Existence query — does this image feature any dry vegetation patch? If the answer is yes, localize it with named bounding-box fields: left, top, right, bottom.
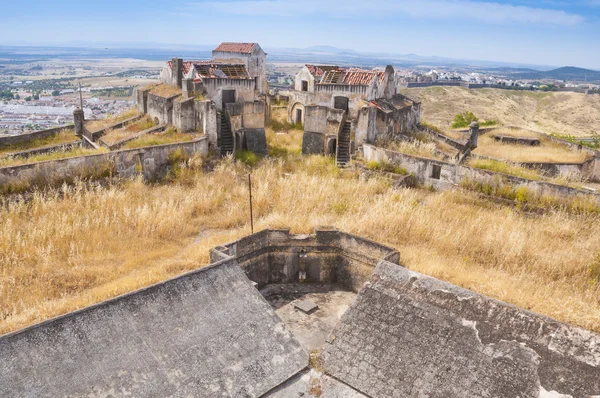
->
left=100, top=116, right=156, bottom=146
left=0, top=128, right=78, bottom=156
left=122, top=127, right=200, bottom=149
left=0, top=147, right=107, bottom=168
left=474, top=129, right=590, bottom=164
left=402, top=86, right=600, bottom=137
left=1, top=151, right=600, bottom=335
left=85, top=107, right=139, bottom=133
left=149, top=84, right=182, bottom=98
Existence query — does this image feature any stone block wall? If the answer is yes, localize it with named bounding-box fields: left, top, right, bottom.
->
left=0, top=126, right=73, bottom=148
left=0, top=137, right=208, bottom=193
left=173, top=98, right=196, bottom=132
left=147, top=93, right=181, bottom=125
left=210, top=228, right=399, bottom=292
left=363, top=143, right=600, bottom=203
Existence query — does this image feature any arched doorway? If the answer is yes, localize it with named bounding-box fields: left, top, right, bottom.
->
left=288, top=102, right=305, bottom=125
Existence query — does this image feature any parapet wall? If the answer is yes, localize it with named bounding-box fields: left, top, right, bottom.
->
left=363, top=143, right=600, bottom=203
left=0, top=137, right=208, bottom=193
left=0, top=126, right=72, bottom=148
left=210, top=228, right=400, bottom=292
left=147, top=93, right=181, bottom=125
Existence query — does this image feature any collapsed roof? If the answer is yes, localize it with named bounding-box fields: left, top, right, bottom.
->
left=319, top=68, right=386, bottom=86
left=191, top=61, right=250, bottom=79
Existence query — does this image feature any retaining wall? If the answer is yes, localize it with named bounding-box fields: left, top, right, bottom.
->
left=363, top=143, right=600, bottom=203
left=209, top=228, right=400, bottom=292
left=0, top=137, right=208, bottom=193
left=0, top=126, right=73, bottom=148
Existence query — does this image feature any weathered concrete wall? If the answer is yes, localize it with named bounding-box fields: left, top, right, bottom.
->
left=363, top=143, right=600, bottom=203
left=1, top=140, right=81, bottom=158
left=146, top=92, right=180, bottom=125
left=323, top=260, right=600, bottom=397
left=136, top=87, right=150, bottom=114
left=194, top=99, right=218, bottom=148
left=294, top=66, right=315, bottom=92
left=302, top=131, right=326, bottom=155
left=212, top=46, right=267, bottom=94
left=304, top=106, right=345, bottom=136
left=0, top=126, right=73, bottom=148
left=0, top=258, right=307, bottom=398
left=286, top=89, right=368, bottom=121
left=173, top=97, right=195, bottom=132
left=225, top=101, right=267, bottom=155
left=211, top=228, right=400, bottom=292
left=200, top=78, right=257, bottom=110
left=0, top=137, right=208, bottom=191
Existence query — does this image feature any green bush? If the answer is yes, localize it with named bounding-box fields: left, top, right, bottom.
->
left=366, top=160, right=408, bottom=175
left=451, top=111, right=479, bottom=128
left=235, top=150, right=260, bottom=167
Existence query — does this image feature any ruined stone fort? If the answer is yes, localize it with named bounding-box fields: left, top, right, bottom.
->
left=1, top=42, right=600, bottom=397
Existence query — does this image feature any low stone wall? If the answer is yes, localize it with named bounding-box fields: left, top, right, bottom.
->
left=85, top=115, right=144, bottom=142
left=210, top=228, right=400, bottom=292
left=173, top=98, right=195, bottom=132
left=147, top=93, right=181, bottom=125
left=104, top=124, right=166, bottom=151
left=0, top=126, right=73, bottom=148
left=363, top=143, right=600, bottom=203
left=1, top=140, right=81, bottom=159
left=0, top=137, right=208, bottom=193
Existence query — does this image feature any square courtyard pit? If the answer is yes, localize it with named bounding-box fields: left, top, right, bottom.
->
left=261, top=283, right=356, bottom=351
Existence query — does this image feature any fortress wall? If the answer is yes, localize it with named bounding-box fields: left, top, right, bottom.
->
left=173, top=97, right=196, bottom=132
left=0, top=126, right=73, bottom=148
left=0, top=137, right=208, bottom=193
left=213, top=228, right=399, bottom=291
left=363, top=143, right=600, bottom=203
left=146, top=93, right=180, bottom=125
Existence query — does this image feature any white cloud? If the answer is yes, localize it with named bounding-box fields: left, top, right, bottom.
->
left=185, top=0, right=584, bottom=26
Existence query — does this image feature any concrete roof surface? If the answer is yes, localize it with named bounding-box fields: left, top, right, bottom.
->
left=0, top=259, right=307, bottom=398
left=322, top=260, right=600, bottom=398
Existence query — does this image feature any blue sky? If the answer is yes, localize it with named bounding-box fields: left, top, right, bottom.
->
left=1, top=0, right=599, bottom=69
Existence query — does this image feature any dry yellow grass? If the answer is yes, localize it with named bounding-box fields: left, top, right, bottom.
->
left=85, top=107, right=139, bottom=133
left=381, top=139, right=445, bottom=161
left=149, top=84, right=182, bottom=98
left=100, top=116, right=156, bottom=146
left=0, top=128, right=78, bottom=156
left=0, top=147, right=107, bottom=168
left=475, top=129, right=590, bottom=164
left=402, top=86, right=600, bottom=137
left=1, top=147, right=600, bottom=335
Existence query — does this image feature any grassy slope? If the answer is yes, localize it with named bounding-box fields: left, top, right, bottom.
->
left=1, top=123, right=600, bottom=336
left=402, top=86, right=600, bottom=137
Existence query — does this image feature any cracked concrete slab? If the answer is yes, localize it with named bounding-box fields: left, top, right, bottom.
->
left=0, top=259, right=307, bottom=398
left=322, top=260, right=600, bottom=398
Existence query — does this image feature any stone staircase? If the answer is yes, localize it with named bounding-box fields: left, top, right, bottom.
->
left=219, top=112, right=234, bottom=156
left=336, top=120, right=351, bottom=167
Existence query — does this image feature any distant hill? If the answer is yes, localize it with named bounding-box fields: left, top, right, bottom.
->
left=514, top=66, right=600, bottom=82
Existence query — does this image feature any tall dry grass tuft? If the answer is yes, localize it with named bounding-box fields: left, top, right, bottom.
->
left=1, top=153, right=600, bottom=334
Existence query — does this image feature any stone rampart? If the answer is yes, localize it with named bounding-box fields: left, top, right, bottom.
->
left=0, top=126, right=73, bottom=148
left=0, top=137, right=208, bottom=193
left=210, top=228, right=399, bottom=292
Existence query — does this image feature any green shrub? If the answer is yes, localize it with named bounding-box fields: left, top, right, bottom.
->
left=366, top=160, right=407, bottom=175
left=451, top=111, right=479, bottom=128
left=235, top=150, right=260, bottom=167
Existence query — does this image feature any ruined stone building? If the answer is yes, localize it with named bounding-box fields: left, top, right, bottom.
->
left=286, top=64, right=422, bottom=166
left=139, top=42, right=269, bottom=156
left=1, top=228, right=599, bottom=397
